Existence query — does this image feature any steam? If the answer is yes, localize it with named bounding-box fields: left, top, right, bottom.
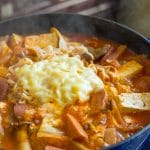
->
left=118, top=0, right=150, bottom=37
left=0, top=14, right=98, bottom=37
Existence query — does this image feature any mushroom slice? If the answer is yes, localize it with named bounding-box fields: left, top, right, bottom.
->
left=50, top=27, right=67, bottom=49
left=88, top=44, right=110, bottom=60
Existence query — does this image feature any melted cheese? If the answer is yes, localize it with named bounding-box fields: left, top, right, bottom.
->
left=15, top=55, right=103, bottom=105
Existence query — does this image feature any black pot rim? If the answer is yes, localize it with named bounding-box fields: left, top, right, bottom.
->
left=0, top=13, right=150, bottom=149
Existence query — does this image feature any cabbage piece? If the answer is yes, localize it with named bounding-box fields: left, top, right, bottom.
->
left=16, top=128, right=32, bottom=150
left=37, top=115, right=63, bottom=137
left=118, top=61, right=143, bottom=78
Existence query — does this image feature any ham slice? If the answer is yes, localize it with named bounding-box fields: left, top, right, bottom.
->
left=90, top=89, right=108, bottom=114
left=65, top=113, right=88, bottom=141
left=101, top=45, right=126, bottom=63
left=14, top=103, right=26, bottom=118
left=0, top=77, right=8, bottom=101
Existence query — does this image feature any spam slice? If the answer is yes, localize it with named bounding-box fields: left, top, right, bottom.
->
left=24, top=33, right=59, bottom=49
left=117, top=93, right=150, bottom=111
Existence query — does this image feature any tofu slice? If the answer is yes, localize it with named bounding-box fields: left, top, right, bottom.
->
left=118, top=61, right=143, bottom=78
left=118, top=93, right=150, bottom=111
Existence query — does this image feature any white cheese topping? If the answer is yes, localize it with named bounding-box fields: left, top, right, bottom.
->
left=15, top=55, right=103, bottom=105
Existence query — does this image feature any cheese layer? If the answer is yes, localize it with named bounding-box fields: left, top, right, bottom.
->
left=15, top=55, right=103, bottom=105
